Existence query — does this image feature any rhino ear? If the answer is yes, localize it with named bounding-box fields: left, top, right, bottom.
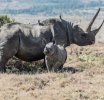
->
left=76, top=19, right=81, bottom=25
left=52, top=38, right=56, bottom=44
left=42, top=38, right=47, bottom=45
left=73, top=19, right=81, bottom=29
left=74, top=19, right=81, bottom=26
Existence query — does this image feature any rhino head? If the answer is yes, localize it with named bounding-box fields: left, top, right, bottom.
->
left=69, top=8, right=104, bottom=46
left=42, top=38, right=56, bottom=56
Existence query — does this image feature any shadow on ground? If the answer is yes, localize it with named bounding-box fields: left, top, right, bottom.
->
left=6, top=65, right=84, bottom=74
left=60, top=67, right=83, bottom=73
left=5, top=57, right=84, bottom=74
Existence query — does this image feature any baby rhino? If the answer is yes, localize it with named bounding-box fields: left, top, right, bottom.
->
left=42, top=38, right=67, bottom=72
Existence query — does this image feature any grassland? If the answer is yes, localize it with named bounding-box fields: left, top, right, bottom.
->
left=0, top=43, right=104, bottom=100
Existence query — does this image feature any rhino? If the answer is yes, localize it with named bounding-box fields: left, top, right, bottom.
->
left=0, top=8, right=103, bottom=72
left=42, top=38, right=67, bottom=72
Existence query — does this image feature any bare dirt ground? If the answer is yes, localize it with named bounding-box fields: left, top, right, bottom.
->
left=0, top=43, right=104, bottom=100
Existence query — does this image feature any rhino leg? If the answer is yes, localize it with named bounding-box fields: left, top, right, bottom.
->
left=42, top=58, right=47, bottom=70
left=52, top=61, right=62, bottom=72
left=0, top=35, right=19, bottom=73
left=45, top=59, right=52, bottom=72
left=0, top=58, right=7, bottom=72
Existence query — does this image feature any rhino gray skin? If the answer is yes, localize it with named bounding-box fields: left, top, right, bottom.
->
left=0, top=8, right=103, bottom=72
left=43, top=38, right=67, bottom=72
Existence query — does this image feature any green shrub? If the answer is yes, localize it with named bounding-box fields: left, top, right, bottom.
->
left=0, top=15, right=15, bottom=27
left=78, top=54, right=95, bottom=63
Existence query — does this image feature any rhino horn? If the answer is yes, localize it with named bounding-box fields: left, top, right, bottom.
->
left=93, top=20, right=104, bottom=35
left=86, top=8, right=100, bottom=32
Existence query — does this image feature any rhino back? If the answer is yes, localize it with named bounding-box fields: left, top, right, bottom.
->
left=16, top=24, right=53, bottom=61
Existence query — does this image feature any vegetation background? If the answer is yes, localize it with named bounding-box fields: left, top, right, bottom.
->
left=0, top=0, right=104, bottom=15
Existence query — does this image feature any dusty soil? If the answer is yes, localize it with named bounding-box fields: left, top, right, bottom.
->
left=0, top=43, right=104, bottom=100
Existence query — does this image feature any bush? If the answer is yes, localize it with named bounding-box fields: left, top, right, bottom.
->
left=0, top=15, right=15, bottom=27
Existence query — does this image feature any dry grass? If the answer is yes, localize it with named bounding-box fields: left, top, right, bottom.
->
left=0, top=43, right=104, bottom=100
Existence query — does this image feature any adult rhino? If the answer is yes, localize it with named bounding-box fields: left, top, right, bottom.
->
left=0, top=8, right=103, bottom=72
